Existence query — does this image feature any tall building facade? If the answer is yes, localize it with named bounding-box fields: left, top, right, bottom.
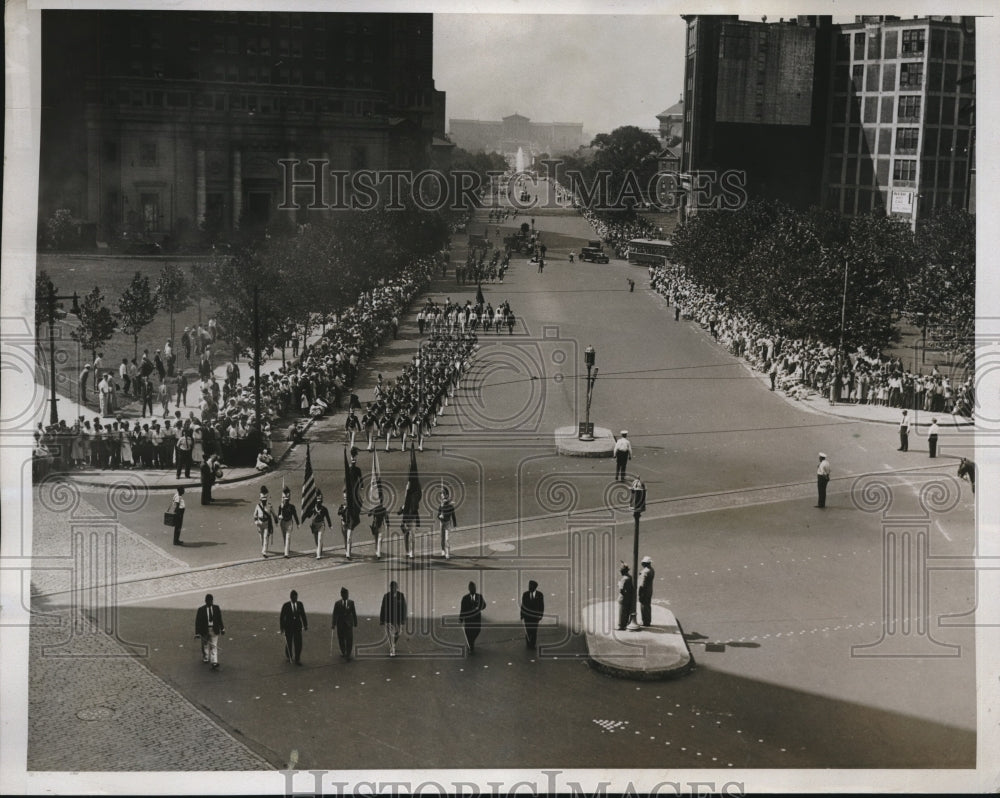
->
left=823, top=17, right=975, bottom=226
left=680, top=15, right=833, bottom=210
left=39, top=10, right=448, bottom=244
left=678, top=15, right=975, bottom=228
left=448, top=113, right=583, bottom=162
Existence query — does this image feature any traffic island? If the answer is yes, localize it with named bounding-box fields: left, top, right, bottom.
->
left=554, top=426, right=616, bottom=457
left=582, top=599, right=694, bottom=680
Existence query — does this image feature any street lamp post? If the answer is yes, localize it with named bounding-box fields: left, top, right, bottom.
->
left=627, top=476, right=647, bottom=632
left=44, top=280, right=80, bottom=426
left=579, top=345, right=598, bottom=441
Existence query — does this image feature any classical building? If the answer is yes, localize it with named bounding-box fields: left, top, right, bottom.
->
left=39, top=10, right=449, bottom=244
left=448, top=113, right=583, bottom=164
left=676, top=14, right=975, bottom=227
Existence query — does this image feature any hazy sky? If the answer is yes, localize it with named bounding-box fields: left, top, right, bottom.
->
left=434, top=14, right=687, bottom=140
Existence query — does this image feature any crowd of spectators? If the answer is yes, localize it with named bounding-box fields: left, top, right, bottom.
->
left=34, top=255, right=445, bottom=479
left=649, top=265, right=974, bottom=418
left=578, top=207, right=663, bottom=257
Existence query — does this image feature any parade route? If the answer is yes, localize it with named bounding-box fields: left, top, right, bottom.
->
left=24, top=204, right=978, bottom=772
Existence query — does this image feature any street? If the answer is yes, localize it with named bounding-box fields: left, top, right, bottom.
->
left=29, top=202, right=977, bottom=771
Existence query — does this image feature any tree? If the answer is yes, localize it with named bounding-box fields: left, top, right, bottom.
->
left=588, top=126, right=661, bottom=210
left=116, top=271, right=159, bottom=359
left=44, top=209, right=77, bottom=251
left=70, top=286, right=116, bottom=368
left=156, top=263, right=192, bottom=343
left=909, top=207, right=975, bottom=369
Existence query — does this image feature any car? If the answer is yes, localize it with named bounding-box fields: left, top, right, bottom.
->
left=579, top=247, right=609, bottom=264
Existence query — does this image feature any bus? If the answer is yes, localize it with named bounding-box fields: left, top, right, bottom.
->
left=626, top=239, right=673, bottom=268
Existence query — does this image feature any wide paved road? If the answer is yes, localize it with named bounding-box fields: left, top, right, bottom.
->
left=34, top=201, right=977, bottom=771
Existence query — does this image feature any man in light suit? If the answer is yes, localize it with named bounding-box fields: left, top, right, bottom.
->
left=331, top=587, right=358, bottom=660
left=195, top=593, right=225, bottom=670
left=519, top=580, right=545, bottom=649
left=460, top=581, right=487, bottom=654
left=279, top=589, right=308, bottom=665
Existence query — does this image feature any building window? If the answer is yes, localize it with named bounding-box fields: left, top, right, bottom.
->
left=226, top=35, right=238, bottom=55
left=836, top=33, right=850, bottom=61
left=141, top=194, right=160, bottom=232
left=279, top=38, right=290, bottom=57
left=893, top=159, right=917, bottom=182
left=866, top=64, right=880, bottom=92
left=898, top=96, right=921, bottom=121
left=895, top=128, right=919, bottom=154
left=291, top=12, right=303, bottom=28
left=227, top=64, right=239, bottom=82
left=882, top=63, right=896, bottom=91
left=900, top=62, right=923, bottom=89
left=866, top=30, right=881, bottom=60
left=103, top=141, right=118, bottom=163
left=139, top=140, right=157, bottom=167
left=877, top=129, right=892, bottom=155
left=314, top=69, right=326, bottom=84
left=884, top=30, right=898, bottom=59
left=213, top=64, right=225, bottom=82
left=876, top=158, right=890, bottom=184
left=350, top=145, right=368, bottom=170
left=260, top=66, right=271, bottom=83
left=853, top=32, right=865, bottom=57
left=864, top=97, right=878, bottom=123
left=851, top=64, right=864, bottom=91
left=901, top=29, right=925, bottom=55
left=292, top=39, right=302, bottom=58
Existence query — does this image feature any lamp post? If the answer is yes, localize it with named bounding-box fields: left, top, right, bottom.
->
left=579, top=345, right=598, bottom=441
left=44, top=280, right=80, bottom=426
left=627, top=476, right=647, bottom=632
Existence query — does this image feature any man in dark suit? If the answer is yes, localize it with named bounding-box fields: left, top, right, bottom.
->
left=519, top=580, right=545, bottom=649
left=200, top=455, right=216, bottom=505
left=279, top=589, right=308, bottom=665
left=194, top=593, right=225, bottom=670
left=460, top=581, right=486, bottom=654
left=331, top=587, right=358, bottom=660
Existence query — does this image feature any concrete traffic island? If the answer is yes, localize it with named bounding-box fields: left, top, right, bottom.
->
left=554, top=426, right=616, bottom=457
left=582, top=599, right=695, bottom=680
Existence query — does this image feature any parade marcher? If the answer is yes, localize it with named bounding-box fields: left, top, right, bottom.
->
left=613, top=431, right=632, bottom=481
left=362, top=404, right=376, bottom=451
left=459, top=581, right=486, bottom=654
left=278, top=486, right=301, bottom=559
left=279, top=589, right=308, bottom=665
left=345, top=409, right=361, bottom=450
left=898, top=410, right=911, bottom=452
left=169, top=486, right=186, bottom=546
left=617, top=563, right=634, bottom=631
left=637, top=556, right=655, bottom=627
left=519, top=580, right=545, bottom=649
left=928, top=418, right=940, bottom=458
left=379, top=581, right=407, bottom=657
left=368, top=493, right=388, bottom=560
left=194, top=593, right=224, bottom=670
left=437, top=486, right=457, bottom=560
left=253, top=486, right=277, bottom=558
left=331, top=587, right=358, bottom=660
left=815, top=452, right=832, bottom=508
left=303, top=492, right=332, bottom=560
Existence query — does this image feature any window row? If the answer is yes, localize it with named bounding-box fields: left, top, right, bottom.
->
left=826, top=155, right=968, bottom=189
left=841, top=61, right=972, bottom=93
left=838, top=26, right=972, bottom=62
left=829, top=124, right=970, bottom=158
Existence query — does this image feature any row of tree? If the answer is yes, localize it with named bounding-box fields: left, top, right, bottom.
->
left=668, top=200, right=975, bottom=364
left=37, top=204, right=452, bottom=372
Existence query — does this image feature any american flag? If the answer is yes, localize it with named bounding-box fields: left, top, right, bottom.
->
left=302, top=443, right=317, bottom=518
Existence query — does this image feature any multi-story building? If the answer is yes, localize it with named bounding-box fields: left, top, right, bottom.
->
left=448, top=113, right=583, bottom=164
left=679, top=15, right=834, bottom=211
left=823, top=16, right=975, bottom=226
left=677, top=14, right=975, bottom=228
left=39, top=10, right=449, bottom=244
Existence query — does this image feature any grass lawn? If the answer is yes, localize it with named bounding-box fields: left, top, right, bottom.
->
left=36, top=253, right=235, bottom=411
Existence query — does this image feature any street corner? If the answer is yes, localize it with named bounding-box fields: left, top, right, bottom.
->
left=582, top=599, right=694, bottom=680
left=555, top=426, right=616, bottom=457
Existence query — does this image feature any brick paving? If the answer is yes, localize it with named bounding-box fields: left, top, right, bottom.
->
left=28, top=610, right=272, bottom=771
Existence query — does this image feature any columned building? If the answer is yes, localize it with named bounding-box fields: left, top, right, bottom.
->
left=448, top=113, right=583, bottom=164
left=40, top=10, right=448, bottom=244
